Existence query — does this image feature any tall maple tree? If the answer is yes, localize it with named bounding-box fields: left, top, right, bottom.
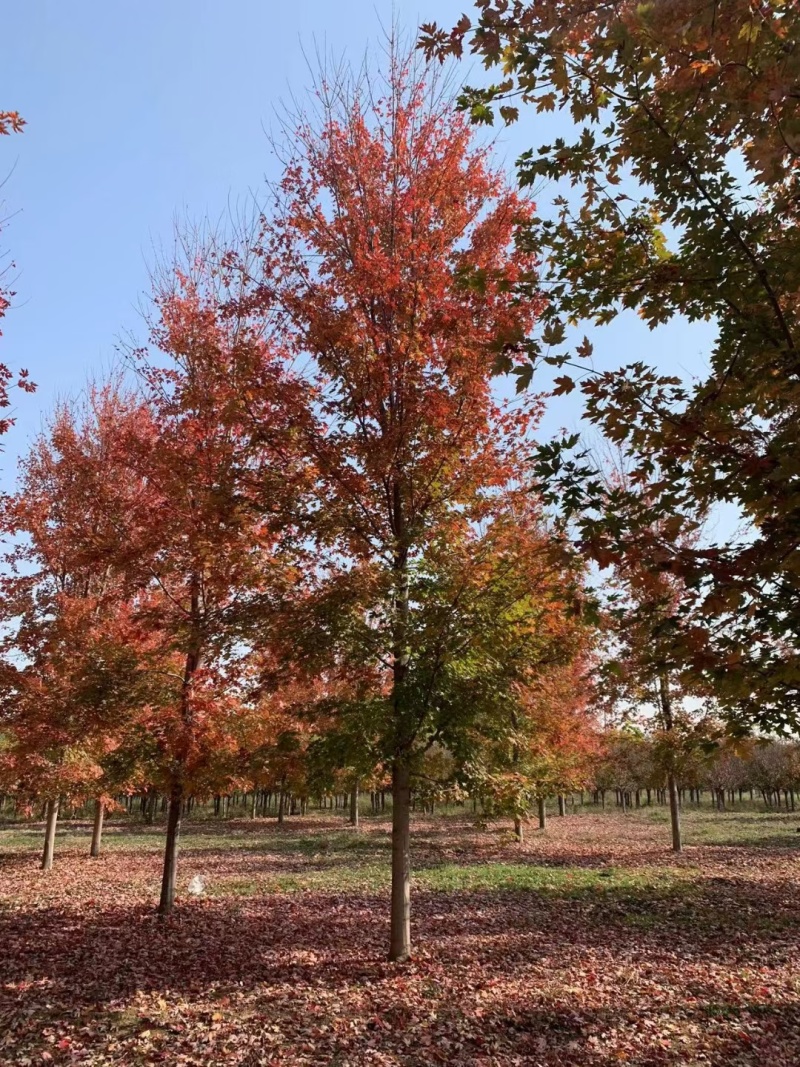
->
left=422, top=1, right=800, bottom=732
left=254, top=53, right=544, bottom=959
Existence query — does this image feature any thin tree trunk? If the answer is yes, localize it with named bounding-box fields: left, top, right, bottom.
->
left=350, top=780, right=360, bottom=828
left=389, top=760, right=412, bottom=962
left=658, top=670, right=682, bottom=853
left=514, top=815, right=524, bottom=844
left=158, top=782, right=183, bottom=916
left=538, top=796, right=546, bottom=830
left=557, top=795, right=566, bottom=816
left=90, top=799, right=104, bottom=858
left=41, top=797, right=59, bottom=871
left=667, top=773, right=682, bottom=853
left=277, top=789, right=285, bottom=825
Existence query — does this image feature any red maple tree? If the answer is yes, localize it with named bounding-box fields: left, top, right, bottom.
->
left=254, top=53, right=543, bottom=959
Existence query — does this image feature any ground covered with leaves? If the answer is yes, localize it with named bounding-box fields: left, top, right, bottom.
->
left=2, top=807, right=799, bottom=1066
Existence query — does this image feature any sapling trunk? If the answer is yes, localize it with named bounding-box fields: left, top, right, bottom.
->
left=41, top=797, right=59, bottom=871
left=144, top=790, right=156, bottom=825
left=90, top=799, right=104, bottom=858
left=389, top=760, right=412, bottom=962
left=158, top=783, right=183, bottom=916
left=350, top=781, right=360, bottom=828
left=514, top=815, right=524, bottom=844
left=538, top=796, right=546, bottom=830
left=658, top=670, right=682, bottom=853
left=668, top=772, right=682, bottom=853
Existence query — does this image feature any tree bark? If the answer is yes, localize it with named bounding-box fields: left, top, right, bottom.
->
left=537, top=796, right=546, bottom=830
left=350, top=781, right=360, bottom=828
left=513, top=815, right=524, bottom=844
left=389, top=760, right=412, bottom=962
left=158, top=782, right=183, bottom=916
left=658, top=670, right=682, bottom=853
left=557, top=795, right=566, bottom=816
left=667, top=773, right=682, bottom=853
left=41, top=797, right=59, bottom=871
left=90, top=799, right=104, bottom=858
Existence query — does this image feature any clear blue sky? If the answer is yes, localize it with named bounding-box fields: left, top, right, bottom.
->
left=1, top=0, right=715, bottom=489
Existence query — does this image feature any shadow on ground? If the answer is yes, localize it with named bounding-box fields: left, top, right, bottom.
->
left=1, top=864, right=799, bottom=1066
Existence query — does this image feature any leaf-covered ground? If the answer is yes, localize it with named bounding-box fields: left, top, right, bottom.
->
left=2, top=807, right=800, bottom=1066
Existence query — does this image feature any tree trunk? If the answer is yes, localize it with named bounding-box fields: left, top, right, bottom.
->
left=350, top=781, right=360, bottom=828
left=657, top=670, right=682, bottom=853
left=158, top=782, right=183, bottom=916
left=667, top=773, right=682, bottom=853
left=41, top=797, right=59, bottom=871
left=90, top=799, right=104, bottom=858
left=557, top=795, right=566, bottom=816
left=389, top=760, right=412, bottom=962
left=513, top=815, right=524, bottom=844
left=277, top=789, right=285, bottom=825
left=538, top=796, right=546, bottom=830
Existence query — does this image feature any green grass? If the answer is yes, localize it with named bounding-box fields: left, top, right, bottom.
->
left=205, top=861, right=685, bottom=898
left=664, top=809, right=800, bottom=848
left=415, top=861, right=686, bottom=895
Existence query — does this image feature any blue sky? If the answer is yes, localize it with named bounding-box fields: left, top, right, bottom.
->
left=1, top=0, right=716, bottom=489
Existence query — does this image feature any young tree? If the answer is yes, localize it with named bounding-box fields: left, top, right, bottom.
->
left=257, top=54, right=542, bottom=959
left=114, top=245, right=311, bottom=915
left=0, top=387, right=156, bottom=869
left=599, top=519, right=710, bottom=852
left=436, top=501, right=596, bottom=841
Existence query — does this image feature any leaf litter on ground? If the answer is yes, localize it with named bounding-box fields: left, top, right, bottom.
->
left=1, top=809, right=799, bottom=1066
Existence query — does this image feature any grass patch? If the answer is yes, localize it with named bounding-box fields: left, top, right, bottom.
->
left=204, top=861, right=691, bottom=899
left=415, top=861, right=687, bottom=896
